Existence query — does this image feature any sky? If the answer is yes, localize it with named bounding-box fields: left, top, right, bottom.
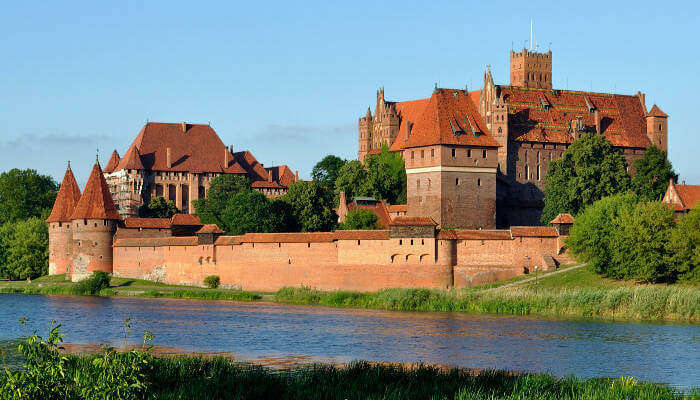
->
left=1, top=0, right=698, bottom=186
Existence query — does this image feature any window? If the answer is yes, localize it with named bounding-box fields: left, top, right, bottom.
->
left=537, top=164, right=541, bottom=181
left=410, top=239, right=413, bottom=245
left=455, top=178, right=460, bottom=186
left=451, top=148, right=456, bottom=158
left=483, top=150, right=487, bottom=158
left=525, top=164, right=530, bottom=180
left=411, top=151, right=414, bottom=159
left=399, top=239, right=403, bottom=245
left=416, top=179, right=420, bottom=189
left=421, top=150, right=424, bottom=159
left=421, top=239, right=424, bottom=245
left=498, top=127, right=502, bottom=134
left=431, top=149, right=435, bottom=157
left=467, top=149, right=472, bottom=158
left=659, top=124, right=662, bottom=131
left=477, top=178, right=481, bottom=187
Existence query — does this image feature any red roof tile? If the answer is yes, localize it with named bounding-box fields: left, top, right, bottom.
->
left=510, top=226, right=558, bottom=237
left=47, top=164, right=82, bottom=223
left=389, top=217, right=437, bottom=226
left=103, top=150, right=121, bottom=173
left=388, top=204, right=407, bottom=213
left=391, top=89, right=500, bottom=151
left=455, top=230, right=513, bottom=240
left=333, top=230, right=390, bottom=240
left=550, top=213, right=575, bottom=224
left=115, top=145, right=144, bottom=171
left=123, top=218, right=171, bottom=229
left=196, top=224, right=224, bottom=234
left=675, top=184, right=700, bottom=211
left=232, top=150, right=272, bottom=183
left=70, top=162, right=121, bottom=220
left=347, top=200, right=392, bottom=228
left=468, top=90, right=481, bottom=105
left=170, top=214, right=202, bottom=226
left=647, top=104, right=668, bottom=118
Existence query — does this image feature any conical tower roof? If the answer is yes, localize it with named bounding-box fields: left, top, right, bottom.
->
left=103, top=150, right=121, bottom=173
left=46, top=162, right=82, bottom=223
left=70, top=160, right=121, bottom=220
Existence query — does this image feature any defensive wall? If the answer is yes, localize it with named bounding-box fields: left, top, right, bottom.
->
left=112, top=225, right=567, bottom=291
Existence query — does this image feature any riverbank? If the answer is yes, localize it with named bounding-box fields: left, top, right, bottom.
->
left=1, top=337, right=693, bottom=400
left=2, top=266, right=698, bottom=323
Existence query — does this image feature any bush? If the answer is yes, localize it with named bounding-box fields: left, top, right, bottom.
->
left=72, top=271, right=111, bottom=295
left=666, top=206, right=700, bottom=282
left=0, top=217, right=49, bottom=280
left=339, top=208, right=380, bottom=230
left=203, top=275, right=220, bottom=289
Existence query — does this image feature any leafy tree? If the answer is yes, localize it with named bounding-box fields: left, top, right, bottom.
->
left=0, top=169, right=58, bottom=224
left=334, top=160, right=371, bottom=205
left=138, top=196, right=179, bottom=218
left=364, top=144, right=407, bottom=204
left=219, top=190, right=281, bottom=235
left=339, top=209, right=380, bottom=230
left=193, top=175, right=251, bottom=228
left=270, top=198, right=298, bottom=232
left=566, top=193, right=639, bottom=275
left=541, top=134, right=631, bottom=223
left=282, top=181, right=337, bottom=232
left=0, top=217, right=49, bottom=280
left=632, top=145, right=677, bottom=201
left=311, top=155, right=346, bottom=188
left=609, top=201, right=675, bottom=282
left=666, top=205, right=700, bottom=282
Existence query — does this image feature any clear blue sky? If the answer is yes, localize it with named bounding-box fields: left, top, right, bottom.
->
left=1, top=0, right=697, bottom=186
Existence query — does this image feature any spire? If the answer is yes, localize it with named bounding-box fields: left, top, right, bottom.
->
left=70, top=162, right=121, bottom=220
left=647, top=104, right=668, bottom=118
left=46, top=162, right=82, bottom=223
left=103, top=150, right=121, bottom=173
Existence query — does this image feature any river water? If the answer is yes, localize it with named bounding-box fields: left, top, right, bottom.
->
left=0, top=294, right=697, bottom=389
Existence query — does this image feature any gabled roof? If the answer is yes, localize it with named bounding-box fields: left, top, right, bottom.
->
left=390, top=89, right=500, bottom=151
left=46, top=164, right=82, bottom=223
left=103, top=150, right=121, bottom=173
left=196, top=224, right=224, bottom=234
left=675, top=184, right=700, bottom=211
left=347, top=199, right=391, bottom=228
left=171, top=213, right=202, bottom=226
left=550, top=213, right=575, bottom=224
left=123, top=218, right=172, bottom=229
left=499, top=86, right=651, bottom=147
left=388, top=204, right=407, bottom=213
left=115, top=145, right=144, bottom=171
left=232, top=150, right=271, bottom=183
left=254, top=165, right=297, bottom=189
left=647, top=104, right=668, bottom=118
left=70, top=161, right=121, bottom=220
left=389, top=217, right=437, bottom=226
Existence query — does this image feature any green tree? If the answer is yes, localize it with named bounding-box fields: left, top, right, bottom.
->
left=541, top=134, right=631, bottom=223
left=138, top=196, right=179, bottom=218
left=270, top=198, right=298, bottom=232
left=311, top=155, right=347, bottom=188
left=0, top=169, right=58, bottom=224
left=0, top=217, right=49, bottom=280
left=283, top=181, right=337, bottom=232
left=666, top=206, right=700, bottom=282
left=334, top=160, right=371, bottom=205
left=632, top=145, right=677, bottom=201
left=566, top=193, right=639, bottom=275
left=609, top=201, right=675, bottom=282
left=364, top=144, right=407, bottom=204
left=219, top=190, right=281, bottom=235
left=193, top=175, right=251, bottom=228
left=339, top=208, right=380, bottom=230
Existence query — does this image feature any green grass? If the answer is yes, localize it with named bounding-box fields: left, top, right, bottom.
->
left=139, top=289, right=261, bottom=301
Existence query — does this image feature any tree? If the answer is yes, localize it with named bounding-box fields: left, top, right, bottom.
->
left=339, top=209, right=380, bottom=230
left=666, top=206, right=700, bottom=282
left=138, top=196, right=179, bottom=218
left=632, top=146, right=677, bottom=201
left=364, top=144, right=407, bottom=204
left=566, top=193, right=639, bottom=275
left=219, top=190, right=282, bottom=235
left=541, top=134, right=631, bottom=223
left=609, top=201, right=675, bottom=283
left=193, top=175, right=251, bottom=229
left=311, top=155, right=346, bottom=188
left=0, top=217, right=49, bottom=280
left=334, top=160, right=371, bottom=205
left=0, top=169, right=58, bottom=224
left=282, top=181, right=337, bottom=232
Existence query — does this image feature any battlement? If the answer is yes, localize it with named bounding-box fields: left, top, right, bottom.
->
left=510, top=49, right=552, bottom=59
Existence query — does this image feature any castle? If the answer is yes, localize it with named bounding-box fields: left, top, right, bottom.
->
left=103, top=122, right=299, bottom=219
left=359, top=49, right=668, bottom=227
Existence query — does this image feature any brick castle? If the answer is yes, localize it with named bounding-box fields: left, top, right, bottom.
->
left=46, top=46, right=669, bottom=289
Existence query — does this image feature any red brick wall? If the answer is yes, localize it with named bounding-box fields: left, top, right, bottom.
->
left=69, top=219, right=117, bottom=282
left=48, top=222, right=74, bottom=276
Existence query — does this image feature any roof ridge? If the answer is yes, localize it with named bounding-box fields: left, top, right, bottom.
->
left=69, top=162, right=121, bottom=220
left=46, top=163, right=82, bottom=223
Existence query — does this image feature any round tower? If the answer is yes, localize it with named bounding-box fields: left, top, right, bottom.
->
left=46, top=162, right=82, bottom=276
left=68, top=159, right=121, bottom=282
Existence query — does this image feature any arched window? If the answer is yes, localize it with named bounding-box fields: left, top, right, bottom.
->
left=537, top=164, right=541, bottom=181
left=525, top=164, right=530, bottom=180
left=498, top=127, right=502, bottom=134
left=467, top=149, right=471, bottom=158
left=483, top=150, right=487, bottom=158
left=455, top=178, right=460, bottom=186
left=477, top=178, right=481, bottom=187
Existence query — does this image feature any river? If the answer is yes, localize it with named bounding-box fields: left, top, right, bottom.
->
left=0, top=294, right=697, bottom=390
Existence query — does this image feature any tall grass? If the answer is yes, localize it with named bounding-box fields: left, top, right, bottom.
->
left=140, top=289, right=261, bottom=301
left=274, top=286, right=700, bottom=323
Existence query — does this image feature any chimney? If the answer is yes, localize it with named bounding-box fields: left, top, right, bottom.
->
left=682, top=180, right=686, bottom=185
left=594, top=109, right=601, bottom=134
left=181, top=122, right=187, bottom=132
left=166, top=147, right=172, bottom=169
left=295, top=170, right=299, bottom=181
left=637, top=91, right=647, bottom=114
left=229, top=144, right=234, bottom=154
left=224, top=148, right=229, bottom=167
left=268, top=169, right=273, bottom=183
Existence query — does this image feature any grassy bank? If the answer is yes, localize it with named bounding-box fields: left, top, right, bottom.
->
left=273, top=266, right=700, bottom=323
left=1, top=333, right=693, bottom=400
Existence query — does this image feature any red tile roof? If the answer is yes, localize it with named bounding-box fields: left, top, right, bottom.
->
left=347, top=200, right=392, bottom=228
left=46, top=164, right=82, bottom=223
left=675, top=184, right=700, bottom=211
left=333, top=230, right=390, bottom=240
left=115, top=144, right=144, bottom=171
left=510, top=226, right=558, bottom=237
left=170, top=213, right=202, bottom=226
left=455, top=230, right=513, bottom=240
left=70, top=162, right=121, bottom=220
left=647, top=104, right=668, bottom=118
left=550, top=213, right=575, bottom=224
left=103, top=150, right=121, bottom=173
left=500, top=86, right=651, bottom=148
left=388, top=204, right=407, bottom=213
left=232, top=150, right=274, bottom=184
left=390, top=89, right=500, bottom=151
left=196, top=224, right=224, bottom=234
left=468, top=90, right=481, bottom=105
left=123, top=218, right=171, bottom=229
left=389, top=217, right=437, bottom=226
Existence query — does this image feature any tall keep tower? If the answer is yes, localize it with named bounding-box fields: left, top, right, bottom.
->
left=510, top=49, right=552, bottom=89
left=68, top=159, right=121, bottom=282
left=46, top=162, right=82, bottom=276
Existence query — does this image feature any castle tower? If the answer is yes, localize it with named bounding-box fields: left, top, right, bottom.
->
left=46, top=162, right=82, bottom=276
left=358, top=107, right=372, bottom=161
left=510, top=49, right=552, bottom=89
left=645, top=105, right=668, bottom=151
left=68, top=159, right=121, bottom=282
left=481, top=68, right=510, bottom=175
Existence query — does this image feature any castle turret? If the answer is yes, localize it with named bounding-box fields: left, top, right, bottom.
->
left=46, top=162, right=82, bottom=276
left=510, top=49, right=552, bottom=89
left=68, top=159, right=121, bottom=282
left=645, top=105, right=668, bottom=151
left=358, top=107, right=372, bottom=161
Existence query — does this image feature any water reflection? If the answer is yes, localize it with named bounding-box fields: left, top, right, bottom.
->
left=0, top=294, right=697, bottom=389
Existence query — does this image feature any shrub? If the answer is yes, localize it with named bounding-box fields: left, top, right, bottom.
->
left=666, top=206, right=700, bottom=282
left=204, top=275, right=220, bottom=289
left=339, top=208, right=380, bottom=230
left=72, top=271, right=111, bottom=295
